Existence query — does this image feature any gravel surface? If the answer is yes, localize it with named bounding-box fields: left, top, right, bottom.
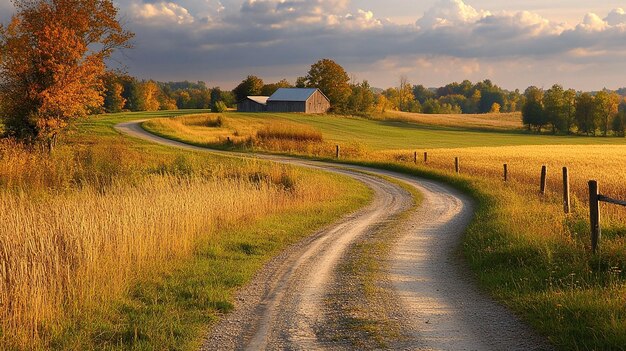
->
left=116, top=120, right=553, bottom=351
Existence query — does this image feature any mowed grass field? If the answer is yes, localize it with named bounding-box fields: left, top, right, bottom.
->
left=0, top=110, right=372, bottom=350
left=146, top=111, right=626, bottom=349
left=145, top=112, right=626, bottom=150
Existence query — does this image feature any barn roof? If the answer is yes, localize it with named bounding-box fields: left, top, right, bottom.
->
left=268, top=88, right=319, bottom=102
left=245, top=96, right=269, bottom=105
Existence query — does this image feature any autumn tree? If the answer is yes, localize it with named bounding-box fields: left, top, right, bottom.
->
left=305, top=59, right=352, bottom=111
left=397, top=76, right=415, bottom=112
left=594, top=90, right=620, bottom=136
left=232, top=75, right=264, bottom=102
left=102, top=73, right=126, bottom=113
left=0, top=0, right=133, bottom=150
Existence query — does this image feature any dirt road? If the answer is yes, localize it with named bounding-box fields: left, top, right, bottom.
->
left=116, top=120, right=551, bottom=350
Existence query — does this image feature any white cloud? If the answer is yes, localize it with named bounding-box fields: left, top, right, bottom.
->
left=417, top=0, right=489, bottom=29
left=577, top=13, right=608, bottom=32
left=605, top=8, right=626, bottom=26
left=131, top=1, right=195, bottom=25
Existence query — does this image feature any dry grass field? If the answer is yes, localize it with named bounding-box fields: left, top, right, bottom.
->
left=380, top=145, right=626, bottom=224
left=373, top=110, right=524, bottom=131
left=0, top=112, right=370, bottom=349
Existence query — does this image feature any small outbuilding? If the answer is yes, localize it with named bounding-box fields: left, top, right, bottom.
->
left=267, top=88, right=330, bottom=114
left=237, top=96, right=269, bottom=112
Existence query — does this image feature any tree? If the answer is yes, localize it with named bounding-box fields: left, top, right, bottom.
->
left=595, top=90, right=620, bottom=136
left=490, top=102, right=501, bottom=113
left=232, top=75, right=264, bottom=102
left=347, top=80, right=375, bottom=115
left=543, top=84, right=566, bottom=134
left=522, top=86, right=545, bottom=132
left=0, top=0, right=133, bottom=149
left=103, top=74, right=126, bottom=113
left=412, top=84, right=435, bottom=104
left=305, top=59, right=352, bottom=111
left=562, top=89, right=577, bottom=134
left=611, top=111, right=625, bottom=137
left=261, top=79, right=292, bottom=96
left=575, top=93, right=598, bottom=135
left=397, top=76, right=415, bottom=112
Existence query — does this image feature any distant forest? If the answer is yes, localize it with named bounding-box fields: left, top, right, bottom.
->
left=101, top=61, right=626, bottom=136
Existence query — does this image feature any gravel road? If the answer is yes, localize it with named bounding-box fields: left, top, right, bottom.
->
left=115, top=120, right=552, bottom=350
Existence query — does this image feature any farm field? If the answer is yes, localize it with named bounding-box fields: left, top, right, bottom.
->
left=0, top=111, right=371, bottom=350
left=145, top=111, right=626, bottom=349
left=144, top=112, right=626, bottom=150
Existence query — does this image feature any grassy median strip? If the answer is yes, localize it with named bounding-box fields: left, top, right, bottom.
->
left=324, top=174, right=422, bottom=349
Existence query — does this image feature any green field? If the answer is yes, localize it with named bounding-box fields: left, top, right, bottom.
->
left=227, top=112, right=626, bottom=150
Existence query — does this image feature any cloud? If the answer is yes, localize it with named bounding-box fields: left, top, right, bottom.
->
left=604, top=8, right=626, bottom=26
left=90, top=0, right=626, bottom=89
left=417, top=0, right=489, bottom=29
left=131, top=1, right=195, bottom=25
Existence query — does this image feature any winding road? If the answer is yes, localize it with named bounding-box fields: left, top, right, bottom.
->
left=116, top=120, right=552, bottom=351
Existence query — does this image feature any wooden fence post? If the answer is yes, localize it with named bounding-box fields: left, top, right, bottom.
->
left=424, top=152, right=428, bottom=163
left=540, top=165, right=547, bottom=195
left=503, top=163, right=508, bottom=182
left=589, top=180, right=601, bottom=253
left=414, top=151, right=417, bottom=164
left=455, top=157, right=460, bottom=174
left=563, top=167, right=570, bottom=214
left=336, top=145, right=340, bottom=159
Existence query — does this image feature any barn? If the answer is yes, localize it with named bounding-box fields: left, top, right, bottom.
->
left=266, top=88, right=330, bottom=113
left=237, top=96, right=269, bottom=112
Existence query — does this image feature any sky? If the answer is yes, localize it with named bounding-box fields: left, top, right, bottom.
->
left=2, top=0, right=626, bottom=91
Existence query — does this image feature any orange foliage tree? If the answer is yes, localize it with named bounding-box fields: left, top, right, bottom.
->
left=0, top=0, right=133, bottom=150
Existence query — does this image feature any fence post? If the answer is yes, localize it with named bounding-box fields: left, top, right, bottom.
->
left=424, top=152, right=428, bottom=163
left=589, top=180, right=601, bottom=254
left=540, top=165, right=547, bottom=195
left=414, top=151, right=417, bottom=164
left=336, top=145, right=340, bottom=159
left=503, top=163, right=508, bottom=182
left=455, top=157, right=460, bottom=174
left=563, top=167, right=570, bottom=214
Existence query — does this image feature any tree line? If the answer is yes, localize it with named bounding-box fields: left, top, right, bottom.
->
left=232, top=60, right=524, bottom=115
left=522, top=85, right=626, bottom=136
left=101, top=73, right=235, bottom=113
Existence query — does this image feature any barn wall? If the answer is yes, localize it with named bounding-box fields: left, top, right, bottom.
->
left=305, top=90, right=331, bottom=113
left=237, top=99, right=267, bottom=112
left=267, top=101, right=306, bottom=113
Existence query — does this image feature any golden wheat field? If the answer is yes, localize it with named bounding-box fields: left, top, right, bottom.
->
left=0, top=136, right=349, bottom=348
left=375, top=110, right=524, bottom=130
left=381, top=145, right=626, bottom=222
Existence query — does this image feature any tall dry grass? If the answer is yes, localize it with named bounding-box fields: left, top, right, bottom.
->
left=0, top=138, right=340, bottom=348
left=379, top=145, right=626, bottom=223
left=374, top=111, right=523, bottom=131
